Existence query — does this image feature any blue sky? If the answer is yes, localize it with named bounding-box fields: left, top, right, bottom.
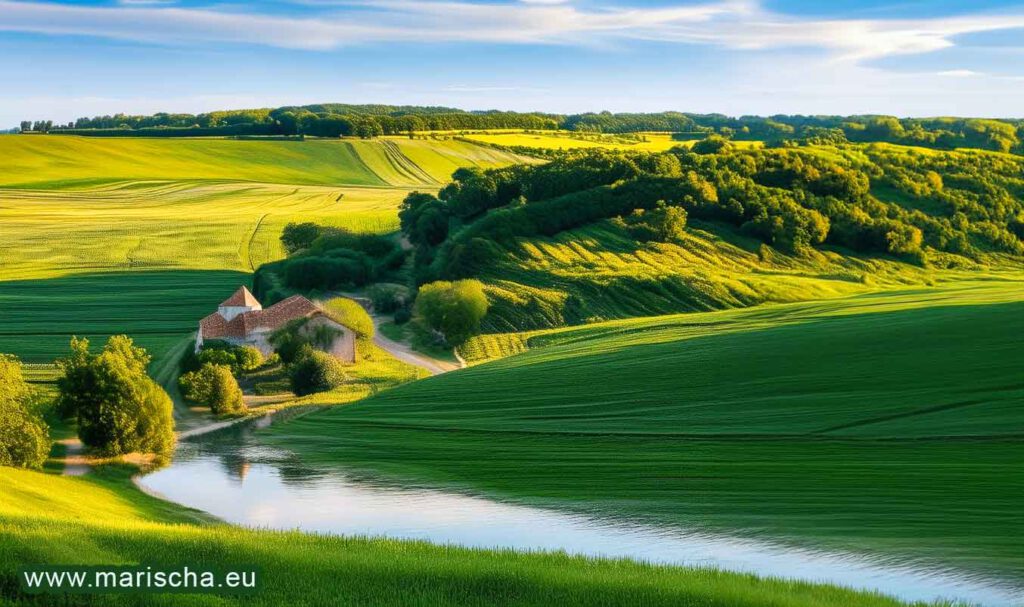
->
left=1, top=0, right=1023, bottom=126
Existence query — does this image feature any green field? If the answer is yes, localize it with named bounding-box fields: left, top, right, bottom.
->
left=0, top=135, right=534, bottom=189
left=0, top=466, right=913, bottom=607
left=0, top=136, right=533, bottom=363
left=265, top=280, right=1024, bottom=581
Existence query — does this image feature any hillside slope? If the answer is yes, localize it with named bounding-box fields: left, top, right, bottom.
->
left=0, top=136, right=533, bottom=362
left=0, top=135, right=535, bottom=188
left=403, top=143, right=1024, bottom=333
left=266, top=280, right=1024, bottom=581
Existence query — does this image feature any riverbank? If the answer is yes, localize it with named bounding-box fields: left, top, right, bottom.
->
left=0, top=464, right=918, bottom=607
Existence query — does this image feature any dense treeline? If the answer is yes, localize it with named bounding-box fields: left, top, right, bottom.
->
left=20, top=104, right=1024, bottom=153
left=401, top=146, right=1024, bottom=284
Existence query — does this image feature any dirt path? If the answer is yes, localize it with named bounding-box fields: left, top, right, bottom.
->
left=338, top=293, right=463, bottom=376
left=59, top=438, right=90, bottom=476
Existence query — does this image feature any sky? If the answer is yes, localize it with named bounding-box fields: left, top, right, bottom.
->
left=1, top=0, right=1024, bottom=126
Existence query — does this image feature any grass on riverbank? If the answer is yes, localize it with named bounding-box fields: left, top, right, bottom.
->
left=0, top=466, right=925, bottom=607
left=265, top=280, right=1024, bottom=582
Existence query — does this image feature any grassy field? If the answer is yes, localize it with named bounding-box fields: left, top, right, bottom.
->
left=265, top=280, right=1024, bottom=581
left=459, top=131, right=763, bottom=153
left=0, top=135, right=532, bottom=363
left=0, top=135, right=533, bottom=188
left=0, top=465, right=916, bottom=607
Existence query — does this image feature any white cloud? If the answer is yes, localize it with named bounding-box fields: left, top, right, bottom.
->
left=936, top=69, right=983, bottom=77
left=0, top=0, right=1023, bottom=66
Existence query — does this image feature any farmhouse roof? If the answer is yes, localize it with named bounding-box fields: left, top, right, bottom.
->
left=221, top=286, right=260, bottom=308
left=200, top=293, right=322, bottom=340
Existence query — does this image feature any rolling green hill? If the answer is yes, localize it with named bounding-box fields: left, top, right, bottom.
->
left=0, top=135, right=534, bottom=189
left=405, top=142, right=1024, bottom=333
left=265, top=280, right=1024, bottom=581
left=0, top=136, right=533, bottom=362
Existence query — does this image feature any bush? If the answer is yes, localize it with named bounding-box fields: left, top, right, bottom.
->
left=0, top=355, right=50, bottom=469
left=322, top=298, right=374, bottom=339
left=691, top=134, right=733, bottom=155
left=179, top=363, right=245, bottom=414
left=288, top=350, right=346, bottom=396
left=414, top=280, right=489, bottom=346
left=281, top=222, right=323, bottom=254
left=366, top=284, right=409, bottom=313
left=56, top=336, right=174, bottom=457
left=198, top=347, right=237, bottom=369
left=269, top=319, right=312, bottom=364
left=235, top=346, right=264, bottom=372
left=394, top=308, right=412, bottom=325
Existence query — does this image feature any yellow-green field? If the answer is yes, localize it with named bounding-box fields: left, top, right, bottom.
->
left=458, top=130, right=763, bottom=152
left=0, top=135, right=534, bottom=188
left=0, top=135, right=533, bottom=362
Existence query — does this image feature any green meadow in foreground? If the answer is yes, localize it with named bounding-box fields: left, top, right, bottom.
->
left=265, top=280, right=1024, bottom=581
left=0, top=467, right=918, bottom=607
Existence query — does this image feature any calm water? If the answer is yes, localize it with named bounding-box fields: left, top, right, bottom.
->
left=139, top=414, right=1023, bottom=607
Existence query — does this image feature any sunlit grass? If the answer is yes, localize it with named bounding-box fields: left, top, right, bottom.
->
left=0, top=467, right=920, bottom=606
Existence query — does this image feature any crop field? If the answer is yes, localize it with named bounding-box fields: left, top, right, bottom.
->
left=0, top=136, right=533, bottom=363
left=459, top=130, right=763, bottom=152
left=266, top=279, right=1024, bottom=582
left=0, top=135, right=534, bottom=188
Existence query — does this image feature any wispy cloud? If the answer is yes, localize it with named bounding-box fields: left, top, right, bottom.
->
left=936, top=69, right=983, bottom=77
left=1, top=0, right=1023, bottom=65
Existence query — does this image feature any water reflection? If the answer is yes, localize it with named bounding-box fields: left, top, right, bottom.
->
left=140, top=414, right=1023, bottom=607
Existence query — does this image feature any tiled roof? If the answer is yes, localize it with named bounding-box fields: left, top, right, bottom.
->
left=221, top=286, right=261, bottom=308
left=200, top=294, right=321, bottom=340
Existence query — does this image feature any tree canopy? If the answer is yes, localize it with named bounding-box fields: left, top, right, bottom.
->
left=56, top=336, right=175, bottom=458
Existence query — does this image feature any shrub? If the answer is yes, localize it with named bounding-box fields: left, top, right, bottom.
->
left=198, top=348, right=237, bottom=369
left=394, top=308, right=412, bottom=325
left=288, top=350, right=346, bottom=396
left=0, top=355, right=50, bottom=469
left=269, top=319, right=312, bottom=364
left=235, top=346, right=264, bottom=372
left=691, top=134, right=732, bottom=155
left=322, top=298, right=374, bottom=339
left=414, top=279, right=489, bottom=346
left=366, top=284, right=409, bottom=313
left=56, top=336, right=174, bottom=458
left=281, top=222, right=323, bottom=254
left=179, top=363, right=244, bottom=414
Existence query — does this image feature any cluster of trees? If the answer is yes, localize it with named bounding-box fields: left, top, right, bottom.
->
left=56, top=336, right=175, bottom=459
left=0, top=355, right=50, bottom=469
left=24, top=104, right=1023, bottom=154
left=398, top=145, right=1024, bottom=287
left=178, top=343, right=264, bottom=414
left=254, top=225, right=405, bottom=302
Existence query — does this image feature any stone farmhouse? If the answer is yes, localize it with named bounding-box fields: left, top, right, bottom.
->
left=197, top=287, right=356, bottom=363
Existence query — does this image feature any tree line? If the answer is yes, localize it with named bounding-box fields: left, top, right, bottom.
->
left=17, top=105, right=1024, bottom=154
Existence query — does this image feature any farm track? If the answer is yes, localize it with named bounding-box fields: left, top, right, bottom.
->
left=379, top=140, right=440, bottom=185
